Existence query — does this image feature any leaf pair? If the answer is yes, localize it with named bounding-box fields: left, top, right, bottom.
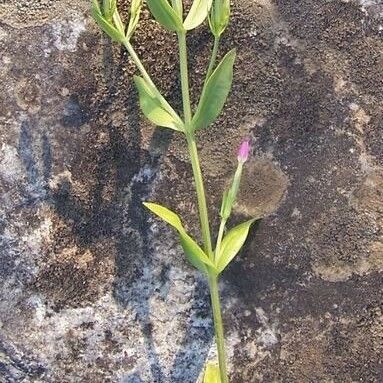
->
left=143, top=203, right=215, bottom=274
left=91, top=0, right=142, bottom=42
left=135, top=49, right=236, bottom=133
left=144, top=202, right=255, bottom=275
left=147, top=0, right=213, bottom=32
left=91, top=0, right=125, bottom=42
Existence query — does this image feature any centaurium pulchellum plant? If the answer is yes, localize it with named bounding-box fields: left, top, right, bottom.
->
left=91, top=0, right=255, bottom=381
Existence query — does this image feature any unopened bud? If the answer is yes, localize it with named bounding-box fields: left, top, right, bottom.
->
left=237, top=140, right=250, bottom=163
left=209, top=0, right=230, bottom=37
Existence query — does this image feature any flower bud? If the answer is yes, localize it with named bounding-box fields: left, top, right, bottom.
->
left=220, top=139, right=250, bottom=220
left=209, top=0, right=230, bottom=37
left=237, top=140, right=250, bottom=163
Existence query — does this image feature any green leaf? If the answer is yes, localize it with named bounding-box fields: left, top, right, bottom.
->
left=102, top=0, right=117, bottom=20
left=191, top=49, right=236, bottom=131
left=143, top=202, right=216, bottom=273
left=216, top=219, right=255, bottom=273
left=134, top=76, right=183, bottom=131
left=203, top=362, right=221, bottom=383
left=184, top=0, right=212, bottom=30
left=91, top=0, right=125, bottom=42
left=113, top=9, right=125, bottom=34
left=220, top=161, right=244, bottom=220
left=143, top=202, right=183, bottom=231
left=171, top=0, right=183, bottom=18
left=219, top=189, right=229, bottom=219
left=146, top=0, right=185, bottom=32
left=179, top=232, right=210, bottom=274
left=126, top=0, right=142, bottom=38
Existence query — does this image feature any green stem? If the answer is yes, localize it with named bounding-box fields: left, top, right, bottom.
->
left=186, top=135, right=213, bottom=257
left=205, top=35, right=220, bottom=82
left=178, top=30, right=213, bottom=255
left=215, top=218, right=227, bottom=261
left=177, top=29, right=228, bottom=383
left=178, top=32, right=193, bottom=125
left=209, top=274, right=229, bottom=383
left=123, top=40, right=155, bottom=89
left=123, top=40, right=179, bottom=122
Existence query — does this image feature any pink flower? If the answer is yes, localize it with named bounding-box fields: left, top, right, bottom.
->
left=237, top=140, right=250, bottom=163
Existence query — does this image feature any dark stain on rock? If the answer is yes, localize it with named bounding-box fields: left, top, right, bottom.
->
left=35, top=257, right=104, bottom=311
left=41, top=131, right=52, bottom=183
left=61, top=94, right=89, bottom=128
left=18, top=120, right=38, bottom=185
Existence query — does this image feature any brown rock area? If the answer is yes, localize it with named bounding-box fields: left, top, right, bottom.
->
left=0, top=0, right=382, bottom=382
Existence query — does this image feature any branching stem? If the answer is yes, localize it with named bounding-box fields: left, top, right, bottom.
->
left=125, top=24, right=230, bottom=383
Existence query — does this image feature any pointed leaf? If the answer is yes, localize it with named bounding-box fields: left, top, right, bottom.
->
left=143, top=202, right=183, bottom=231
left=143, top=202, right=216, bottom=273
left=216, top=219, right=255, bottom=273
left=179, top=232, right=209, bottom=274
left=192, top=49, right=236, bottom=131
left=134, top=76, right=183, bottom=131
left=171, top=0, right=183, bottom=18
left=219, top=189, right=229, bottom=219
left=113, top=9, right=125, bottom=34
left=184, top=0, right=212, bottom=30
left=146, top=0, right=184, bottom=32
left=91, top=0, right=125, bottom=42
left=203, top=363, right=221, bottom=383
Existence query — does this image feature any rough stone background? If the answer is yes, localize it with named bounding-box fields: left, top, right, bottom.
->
left=0, top=0, right=382, bottom=382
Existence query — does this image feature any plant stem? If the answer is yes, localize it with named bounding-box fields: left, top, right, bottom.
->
left=178, top=32, right=193, bottom=125
left=186, top=135, right=214, bottom=257
left=209, top=274, right=229, bottom=383
left=215, top=218, right=227, bottom=261
left=178, top=30, right=213, bottom=256
left=205, top=35, right=220, bottom=82
left=123, top=40, right=155, bottom=89
left=177, top=30, right=229, bottom=383
left=123, top=40, right=180, bottom=122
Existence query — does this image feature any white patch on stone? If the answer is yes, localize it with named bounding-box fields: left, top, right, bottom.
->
left=0, top=144, right=24, bottom=183
left=357, top=0, right=383, bottom=18
left=255, top=307, right=279, bottom=348
left=291, top=207, right=302, bottom=219
left=359, top=0, right=381, bottom=5
left=2, top=56, right=11, bottom=65
left=51, top=14, right=87, bottom=52
left=21, top=217, right=52, bottom=258
left=0, top=26, right=7, bottom=41
left=132, top=165, right=156, bottom=183
left=28, top=295, right=47, bottom=325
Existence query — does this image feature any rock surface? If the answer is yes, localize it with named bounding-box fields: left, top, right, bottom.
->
left=0, top=0, right=382, bottom=382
